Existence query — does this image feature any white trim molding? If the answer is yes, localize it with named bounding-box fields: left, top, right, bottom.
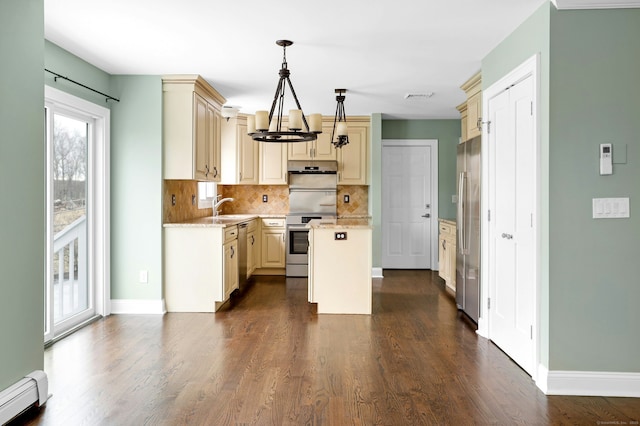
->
left=110, top=299, right=166, bottom=315
left=538, top=367, right=640, bottom=397
left=372, top=268, right=383, bottom=278
left=552, top=0, right=640, bottom=9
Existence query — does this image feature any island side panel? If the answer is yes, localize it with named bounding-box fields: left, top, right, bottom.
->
left=164, top=227, right=224, bottom=312
left=311, top=227, right=372, bottom=314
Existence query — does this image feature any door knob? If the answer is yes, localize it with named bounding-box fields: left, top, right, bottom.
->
left=421, top=213, right=430, bottom=218
left=501, top=233, right=513, bottom=239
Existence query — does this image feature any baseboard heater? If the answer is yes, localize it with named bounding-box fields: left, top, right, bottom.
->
left=0, top=370, right=49, bottom=425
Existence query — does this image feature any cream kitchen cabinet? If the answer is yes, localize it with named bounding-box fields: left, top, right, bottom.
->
left=163, top=75, right=225, bottom=181
left=460, top=72, right=482, bottom=141
left=260, top=218, right=285, bottom=268
left=456, top=102, right=468, bottom=143
left=438, top=220, right=456, bottom=293
left=259, top=142, right=288, bottom=185
left=164, top=223, right=238, bottom=312
left=338, top=121, right=369, bottom=185
left=287, top=125, right=336, bottom=161
left=247, top=219, right=259, bottom=277
left=221, top=115, right=259, bottom=184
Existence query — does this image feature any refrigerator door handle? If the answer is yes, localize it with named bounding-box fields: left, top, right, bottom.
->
left=457, top=172, right=466, bottom=253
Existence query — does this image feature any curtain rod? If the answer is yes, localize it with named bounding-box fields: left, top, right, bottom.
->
left=45, top=68, right=120, bottom=103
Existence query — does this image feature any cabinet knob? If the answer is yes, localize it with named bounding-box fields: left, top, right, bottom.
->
left=231, top=246, right=235, bottom=258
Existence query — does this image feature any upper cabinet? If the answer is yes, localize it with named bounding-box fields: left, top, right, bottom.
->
left=259, top=142, right=288, bottom=185
left=221, top=115, right=259, bottom=185
left=338, top=119, right=369, bottom=185
left=460, top=72, right=482, bottom=141
left=287, top=124, right=336, bottom=161
left=163, top=75, right=225, bottom=181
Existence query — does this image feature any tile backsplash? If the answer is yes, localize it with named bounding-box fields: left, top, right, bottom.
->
left=219, top=185, right=289, bottom=215
left=163, top=180, right=212, bottom=223
left=164, top=181, right=369, bottom=223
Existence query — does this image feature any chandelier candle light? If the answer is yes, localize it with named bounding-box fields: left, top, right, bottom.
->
left=331, top=89, right=349, bottom=148
left=247, top=40, right=322, bottom=143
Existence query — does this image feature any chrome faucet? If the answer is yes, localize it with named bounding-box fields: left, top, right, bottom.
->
left=213, top=197, right=234, bottom=216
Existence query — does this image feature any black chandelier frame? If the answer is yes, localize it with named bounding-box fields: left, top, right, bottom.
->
left=250, top=40, right=318, bottom=143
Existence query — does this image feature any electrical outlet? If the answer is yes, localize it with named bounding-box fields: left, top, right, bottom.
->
left=344, top=194, right=350, bottom=203
left=139, top=270, right=148, bottom=283
left=263, top=195, right=268, bottom=202
left=334, top=232, right=347, bottom=240
left=171, top=194, right=176, bottom=206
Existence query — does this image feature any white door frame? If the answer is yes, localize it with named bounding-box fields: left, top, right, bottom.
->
left=381, top=139, right=439, bottom=269
left=44, top=86, right=110, bottom=342
left=478, top=54, right=540, bottom=380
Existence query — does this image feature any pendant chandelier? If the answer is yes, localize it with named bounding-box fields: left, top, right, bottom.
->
left=247, top=40, right=321, bottom=143
left=331, top=89, right=349, bottom=148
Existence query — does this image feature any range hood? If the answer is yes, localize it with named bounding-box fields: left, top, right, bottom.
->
left=287, top=160, right=338, bottom=174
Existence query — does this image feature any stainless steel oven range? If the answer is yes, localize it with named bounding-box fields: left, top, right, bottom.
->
left=285, top=214, right=334, bottom=277
left=285, top=160, right=338, bottom=277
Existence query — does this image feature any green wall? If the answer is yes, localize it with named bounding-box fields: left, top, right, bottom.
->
left=547, top=7, right=640, bottom=372
left=45, top=44, right=164, bottom=302
left=370, top=118, right=461, bottom=269
left=0, top=0, right=45, bottom=389
left=109, top=76, right=163, bottom=300
left=45, top=40, right=112, bottom=106
left=483, top=3, right=640, bottom=373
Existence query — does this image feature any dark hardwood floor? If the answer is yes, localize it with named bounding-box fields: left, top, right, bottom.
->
left=12, top=270, right=639, bottom=425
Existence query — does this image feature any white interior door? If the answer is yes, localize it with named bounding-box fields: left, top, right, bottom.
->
left=382, top=141, right=437, bottom=269
left=488, top=74, right=536, bottom=375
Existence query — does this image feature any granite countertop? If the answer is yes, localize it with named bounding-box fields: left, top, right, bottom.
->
left=163, top=214, right=284, bottom=228
left=438, top=218, right=456, bottom=226
left=306, top=218, right=372, bottom=229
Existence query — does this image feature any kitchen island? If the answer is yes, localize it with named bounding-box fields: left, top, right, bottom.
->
left=307, top=218, right=372, bottom=315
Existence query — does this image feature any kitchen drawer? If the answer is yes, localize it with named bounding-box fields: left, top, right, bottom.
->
left=224, top=225, right=238, bottom=243
left=261, top=218, right=285, bottom=228
left=439, top=221, right=455, bottom=236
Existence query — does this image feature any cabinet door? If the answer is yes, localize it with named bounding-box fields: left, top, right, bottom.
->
left=259, top=143, right=287, bottom=184
left=209, top=105, right=221, bottom=182
left=261, top=229, right=285, bottom=268
left=467, top=91, right=482, bottom=140
left=224, top=240, right=238, bottom=299
left=438, top=235, right=448, bottom=281
left=314, top=129, right=337, bottom=160
left=288, top=141, right=313, bottom=160
left=338, top=125, right=368, bottom=185
left=247, top=230, right=256, bottom=276
left=194, top=93, right=209, bottom=180
left=238, top=124, right=259, bottom=184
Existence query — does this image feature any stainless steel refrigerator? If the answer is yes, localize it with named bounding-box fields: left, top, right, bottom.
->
left=456, top=136, right=481, bottom=323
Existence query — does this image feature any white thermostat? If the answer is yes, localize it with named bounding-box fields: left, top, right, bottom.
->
left=600, top=143, right=612, bottom=175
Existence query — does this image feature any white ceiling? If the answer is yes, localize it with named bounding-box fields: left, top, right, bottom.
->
left=45, top=0, right=549, bottom=119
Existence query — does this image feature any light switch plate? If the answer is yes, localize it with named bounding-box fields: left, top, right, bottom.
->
left=592, top=197, right=630, bottom=219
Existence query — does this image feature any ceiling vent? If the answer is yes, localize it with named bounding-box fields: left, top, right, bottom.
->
left=404, top=92, right=434, bottom=100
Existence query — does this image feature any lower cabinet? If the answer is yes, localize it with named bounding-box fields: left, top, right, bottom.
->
left=247, top=219, right=258, bottom=277
left=164, top=225, right=238, bottom=312
left=438, top=220, right=456, bottom=293
left=260, top=218, right=285, bottom=269
left=223, top=238, right=238, bottom=300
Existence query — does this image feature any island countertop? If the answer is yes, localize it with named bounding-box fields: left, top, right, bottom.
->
left=306, top=218, right=372, bottom=229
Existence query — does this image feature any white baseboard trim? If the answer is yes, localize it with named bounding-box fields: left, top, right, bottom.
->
left=110, top=299, right=166, bottom=315
left=537, top=366, right=640, bottom=397
left=372, top=268, right=383, bottom=278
